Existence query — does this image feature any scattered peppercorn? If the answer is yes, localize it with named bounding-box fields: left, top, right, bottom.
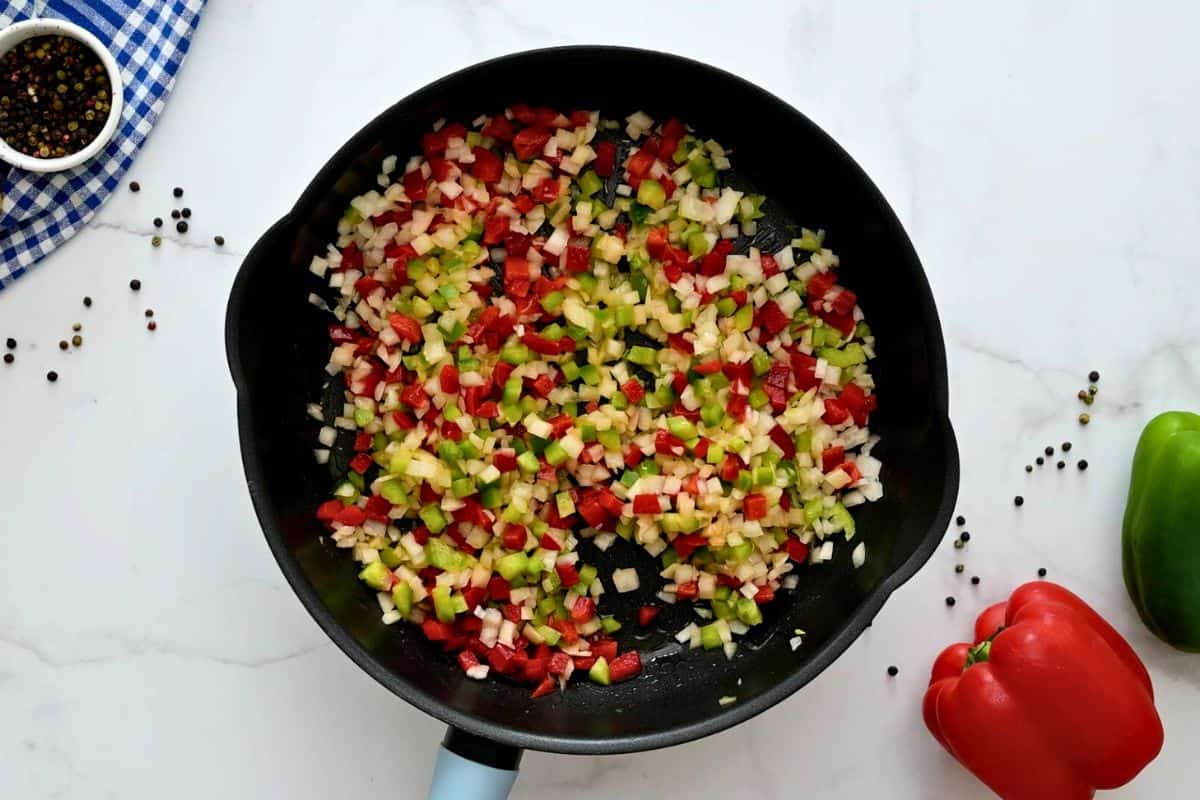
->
left=953, top=539, right=964, bottom=550
left=1089, top=370, right=1100, bottom=383
left=960, top=532, right=971, bottom=543
left=3, top=353, right=12, bottom=364
left=945, top=596, right=956, bottom=607
left=1038, top=567, right=1047, bottom=577
left=71, top=334, right=81, bottom=347
left=5, top=337, right=15, bottom=350
left=144, top=308, right=154, bottom=318
left=1014, top=495, right=1024, bottom=507
left=46, top=370, right=58, bottom=382
left=887, top=666, right=899, bottom=677
left=1078, top=459, right=1089, bottom=471
left=173, top=186, right=183, bottom=198
left=71, top=323, right=81, bottom=332
left=129, top=181, right=140, bottom=192
left=0, top=35, right=113, bottom=159
left=970, top=576, right=980, bottom=585
left=153, top=217, right=163, bottom=228
left=954, top=564, right=965, bottom=574
left=1062, top=441, right=1072, bottom=452
left=58, top=339, right=68, bottom=350
left=1079, top=413, right=1091, bottom=425
left=213, top=235, right=225, bottom=246
left=82, top=296, right=91, bottom=307
left=176, top=220, right=188, bottom=233
left=181, top=207, right=191, bottom=218
left=151, top=235, right=161, bottom=247
left=1057, top=460, right=1066, bottom=469
left=1088, top=384, right=1098, bottom=396
left=147, top=320, right=157, bottom=331
left=1036, top=456, right=1044, bottom=466
left=170, top=209, right=180, bottom=220
left=1025, top=464, right=1033, bottom=473
left=955, top=515, right=965, bottom=526
left=1044, top=446, right=1054, bottom=456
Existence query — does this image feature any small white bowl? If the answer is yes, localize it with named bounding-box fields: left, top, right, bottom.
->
left=0, top=18, right=124, bottom=173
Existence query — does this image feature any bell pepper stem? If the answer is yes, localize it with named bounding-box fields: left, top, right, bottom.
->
left=964, top=627, right=1003, bottom=669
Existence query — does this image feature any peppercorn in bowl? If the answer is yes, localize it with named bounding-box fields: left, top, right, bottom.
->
left=0, top=19, right=123, bottom=172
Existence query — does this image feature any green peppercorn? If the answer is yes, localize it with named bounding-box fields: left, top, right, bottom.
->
left=1079, top=413, right=1091, bottom=425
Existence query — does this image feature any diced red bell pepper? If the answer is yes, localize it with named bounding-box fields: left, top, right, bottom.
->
left=565, top=241, right=590, bottom=274
left=390, top=411, right=416, bottom=433
left=458, top=650, right=481, bottom=674
left=481, top=114, right=514, bottom=142
left=521, top=331, right=562, bottom=356
left=501, top=524, right=527, bottom=550
left=316, top=499, right=343, bottom=522
left=692, top=359, right=722, bottom=376
left=573, top=654, right=598, bottom=671
left=719, top=453, right=742, bottom=483
left=335, top=504, right=366, bottom=527
left=700, top=239, right=733, bottom=276
left=483, top=213, right=510, bottom=246
left=655, top=430, right=686, bottom=457
left=427, top=157, right=455, bottom=182
left=667, top=333, right=693, bottom=355
left=401, top=384, right=429, bottom=412
left=806, top=271, right=837, bottom=307
left=364, top=494, right=391, bottom=522
left=608, top=651, right=642, bottom=683
left=327, top=324, right=358, bottom=344
left=523, top=657, right=548, bottom=683
left=835, top=461, right=863, bottom=484
left=830, top=288, right=858, bottom=316
left=764, top=362, right=792, bottom=411
left=821, top=445, right=846, bottom=472
left=570, top=596, right=596, bottom=624
left=438, top=363, right=460, bottom=394
left=556, top=562, right=580, bottom=588
left=786, top=538, right=810, bottom=563
left=822, top=398, right=850, bottom=425
left=692, top=437, right=710, bottom=460
left=530, top=675, right=557, bottom=698
left=532, top=178, right=560, bottom=203
left=539, top=533, right=561, bottom=551
left=402, top=170, right=427, bottom=201
left=673, top=533, right=706, bottom=560
left=754, top=585, right=775, bottom=604
left=487, top=576, right=511, bottom=602
left=769, top=424, right=796, bottom=460
left=760, top=253, right=780, bottom=277
left=528, top=373, right=556, bottom=399
left=722, top=360, right=752, bottom=388
left=512, top=193, right=536, bottom=215
left=412, top=526, right=430, bottom=546
left=352, top=432, right=372, bottom=452
left=513, top=127, right=552, bottom=160
left=675, top=581, right=699, bottom=600
left=388, top=313, right=423, bottom=345
left=757, top=300, right=790, bottom=337
left=504, top=256, right=531, bottom=298
left=632, top=494, right=663, bottom=514
left=646, top=226, right=670, bottom=259
left=501, top=603, right=523, bottom=623
left=638, top=606, right=661, bottom=627
left=501, top=232, right=531, bottom=261
left=471, top=146, right=503, bottom=183
left=790, top=351, right=819, bottom=391
left=353, top=276, right=382, bottom=296
left=621, top=379, right=645, bottom=405
left=488, top=643, right=516, bottom=674
left=594, top=140, right=617, bottom=177
left=422, top=619, right=454, bottom=641
left=548, top=651, right=573, bottom=677
left=626, top=149, right=655, bottom=180
left=743, top=493, right=768, bottom=521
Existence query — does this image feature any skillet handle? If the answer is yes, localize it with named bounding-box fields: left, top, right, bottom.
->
left=428, top=726, right=522, bottom=800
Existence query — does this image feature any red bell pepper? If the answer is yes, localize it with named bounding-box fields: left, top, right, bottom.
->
left=923, top=582, right=1163, bottom=800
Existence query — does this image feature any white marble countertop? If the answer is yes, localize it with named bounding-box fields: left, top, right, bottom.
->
left=3, top=2, right=1199, bottom=797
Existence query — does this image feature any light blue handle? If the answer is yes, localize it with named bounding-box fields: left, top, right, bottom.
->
left=428, top=745, right=519, bottom=800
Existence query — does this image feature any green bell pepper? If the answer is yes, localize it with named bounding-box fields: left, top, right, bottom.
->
left=1123, top=411, right=1200, bottom=651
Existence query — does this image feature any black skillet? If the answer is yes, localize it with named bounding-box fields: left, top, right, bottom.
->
left=225, top=46, right=959, bottom=798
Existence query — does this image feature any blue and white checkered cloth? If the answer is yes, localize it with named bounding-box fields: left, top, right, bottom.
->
left=0, top=0, right=204, bottom=290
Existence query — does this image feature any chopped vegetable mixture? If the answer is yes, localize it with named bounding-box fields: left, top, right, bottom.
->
left=309, top=107, right=883, bottom=696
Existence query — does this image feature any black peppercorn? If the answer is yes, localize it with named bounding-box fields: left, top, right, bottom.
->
left=1045, top=446, right=1054, bottom=456
left=170, top=209, right=180, bottom=220
left=1038, top=567, right=1047, bottom=578
left=1025, top=464, right=1033, bottom=473
left=945, top=596, right=956, bottom=607
left=46, top=370, right=58, bottom=382
left=1062, top=441, right=1072, bottom=452
left=181, top=207, right=191, bottom=218
left=887, top=666, right=899, bottom=677
left=960, top=532, right=970, bottom=543
left=970, top=576, right=980, bottom=585
left=3, top=353, right=12, bottom=364
left=954, top=564, right=964, bottom=574
left=213, top=235, right=225, bottom=246
left=5, top=337, right=15, bottom=350
left=1078, top=459, right=1089, bottom=471
left=1036, top=456, right=1044, bottom=466
left=955, top=515, right=965, bottom=526
left=153, top=217, right=162, bottom=228
left=145, top=309, right=154, bottom=318
left=130, top=279, right=141, bottom=291
left=58, top=339, right=68, bottom=350
left=176, top=220, right=188, bottom=233
left=1014, top=495, right=1024, bottom=507
left=82, top=296, right=91, bottom=307
left=1057, top=461, right=1065, bottom=469
left=1089, top=370, right=1100, bottom=383
left=173, top=186, right=183, bottom=198
left=129, top=181, right=140, bottom=192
